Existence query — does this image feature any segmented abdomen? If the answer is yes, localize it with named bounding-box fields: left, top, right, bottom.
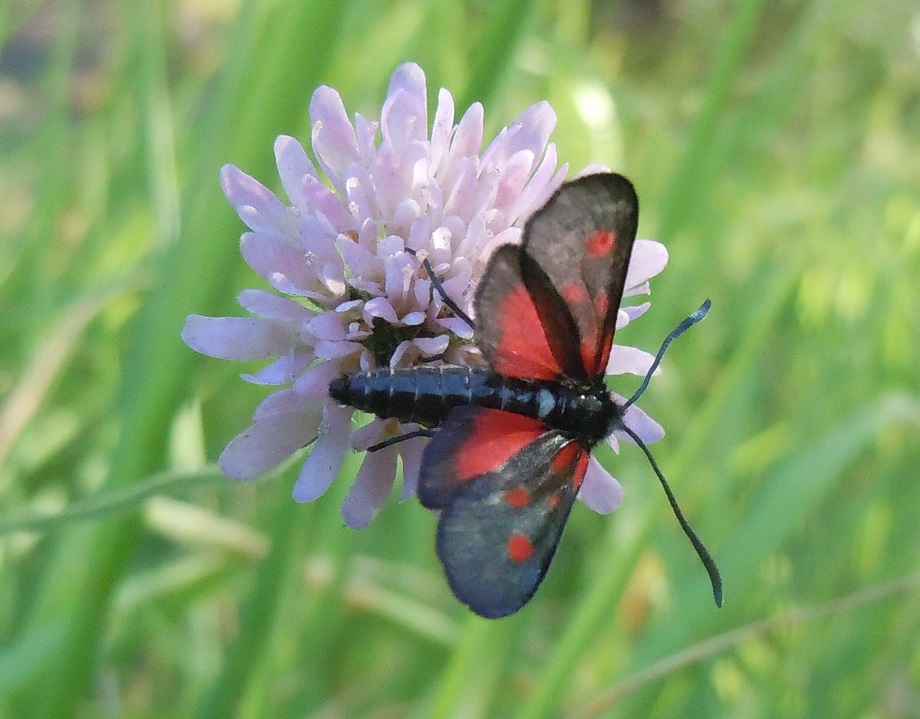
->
left=329, top=365, right=620, bottom=444
left=329, top=366, right=495, bottom=427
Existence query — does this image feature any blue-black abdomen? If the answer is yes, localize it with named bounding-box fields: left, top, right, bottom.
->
left=329, top=365, right=622, bottom=446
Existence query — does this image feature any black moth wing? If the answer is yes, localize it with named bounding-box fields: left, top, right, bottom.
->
left=472, top=244, right=584, bottom=383
left=519, top=172, right=639, bottom=379
left=420, top=407, right=590, bottom=618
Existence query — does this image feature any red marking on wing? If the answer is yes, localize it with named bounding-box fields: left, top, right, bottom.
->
left=547, top=493, right=561, bottom=509
left=492, top=284, right=562, bottom=381
left=454, top=410, right=546, bottom=481
left=594, top=290, right=609, bottom=318
left=505, top=488, right=531, bottom=508
left=549, top=442, right=590, bottom=491
left=587, top=230, right=616, bottom=257
left=580, top=339, right=598, bottom=374
left=561, top=283, right=589, bottom=305
left=507, top=534, right=534, bottom=563
left=595, top=328, right=616, bottom=373
left=587, top=291, right=613, bottom=374
left=573, top=451, right=590, bottom=491
left=551, top=442, right=582, bottom=473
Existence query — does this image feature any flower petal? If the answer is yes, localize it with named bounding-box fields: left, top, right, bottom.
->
left=436, top=316, right=475, bottom=340
left=314, top=339, right=364, bottom=360
left=363, top=297, right=399, bottom=324
left=447, top=102, right=484, bottom=164
left=381, top=62, right=428, bottom=152
left=241, top=350, right=313, bottom=385
left=509, top=143, right=564, bottom=224
left=351, top=418, right=387, bottom=452
left=481, top=101, right=555, bottom=171
left=578, top=455, right=625, bottom=514
left=620, top=301, right=650, bottom=324
left=611, top=400, right=665, bottom=447
left=402, top=311, right=426, bottom=326
left=399, top=436, right=426, bottom=500
left=606, top=344, right=658, bottom=377
left=182, top=315, right=296, bottom=360
left=307, top=311, right=347, bottom=341
left=221, top=164, right=296, bottom=235
left=625, top=239, right=668, bottom=289
left=237, top=289, right=314, bottom=323
left=274, top=135, right=318, bottom=211
left=341, top=445, right=398, bottom=528
left=413, top=335, right=449, bottom=356
left=292, top=400, right=353, bottom=502
left=301, top=174, right=356, bottom=233
left=310, top=86, right=359, bottom=184
left=337, top=232, right=380, bottom=281
left=430, top=88, right=455, bottom=171
left=239, top=231, right=316, bottom=295
left=219, top=392, right=322, bottom=479
left=293, top=358, right=343, bottom=398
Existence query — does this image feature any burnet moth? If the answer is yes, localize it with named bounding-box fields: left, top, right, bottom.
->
left=330, top=173, right=722, bottom=618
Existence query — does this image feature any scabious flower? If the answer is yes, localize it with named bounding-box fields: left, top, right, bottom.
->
left=182, top=62, right=668, bottom=528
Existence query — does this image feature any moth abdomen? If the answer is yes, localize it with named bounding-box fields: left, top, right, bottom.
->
left=330, top=365, right=620, bottom=444
left=330, top=365, right=479, bottom=428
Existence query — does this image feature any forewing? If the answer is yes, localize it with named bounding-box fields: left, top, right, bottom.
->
left=474, top=246, right=583, bottom=381
left=419, top=407, right=590, bottom=618
left=521, top=173, right=639, bottom=378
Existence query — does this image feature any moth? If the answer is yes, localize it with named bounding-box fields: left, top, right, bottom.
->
left=330, top=173, right=721, bottom=618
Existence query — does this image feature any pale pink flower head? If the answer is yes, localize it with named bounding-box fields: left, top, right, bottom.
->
left=182, top=63, right=668, bottom=527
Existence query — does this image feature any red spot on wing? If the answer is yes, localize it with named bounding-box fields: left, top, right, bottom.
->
left=587, top=230, right=616, bottom=257
left=454, top=410, right=546, bottom=482
left=492, top=284, right=562, bottom=381
left=594, top=291, right=610, bottom=319
left=505, top=488, right=531, bottom=508
left=547, top=493, right=561, bottom=509
left=507, top=534, right=534, bottom=563
left=561, top=282, right=590, bottom=305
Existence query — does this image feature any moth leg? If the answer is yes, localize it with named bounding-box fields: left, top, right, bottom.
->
left=367, top=428, right=436, bottom=452
left=424, top=256, right=474, bottom=329
left=405, top=248, right=475, bottom=330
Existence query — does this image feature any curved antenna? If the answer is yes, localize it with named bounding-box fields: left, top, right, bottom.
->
left=621, top=423, right=723, bottom=607
left=623, top=299, right=711, bottom=411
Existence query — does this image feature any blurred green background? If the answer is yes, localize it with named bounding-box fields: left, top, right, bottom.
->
left=2, top=1, right=919, bottom=717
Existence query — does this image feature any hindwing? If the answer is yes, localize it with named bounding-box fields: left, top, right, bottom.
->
left=419, top=406, right=589, bottom=618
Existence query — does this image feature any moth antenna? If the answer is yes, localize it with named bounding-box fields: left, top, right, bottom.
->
left=405, top=248, right=475, bottom=330
left=621, top=424, right=723, bottom=607
left=623, top=299, right=711, bottom=411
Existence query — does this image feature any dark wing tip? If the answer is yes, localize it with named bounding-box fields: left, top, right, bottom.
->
left=436, top=525, right=540, bottom=619
left=521, top=172, right=638, bottom=242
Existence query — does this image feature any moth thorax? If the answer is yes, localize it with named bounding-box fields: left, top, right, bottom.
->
left=554, top=384, right=622, bottom=447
